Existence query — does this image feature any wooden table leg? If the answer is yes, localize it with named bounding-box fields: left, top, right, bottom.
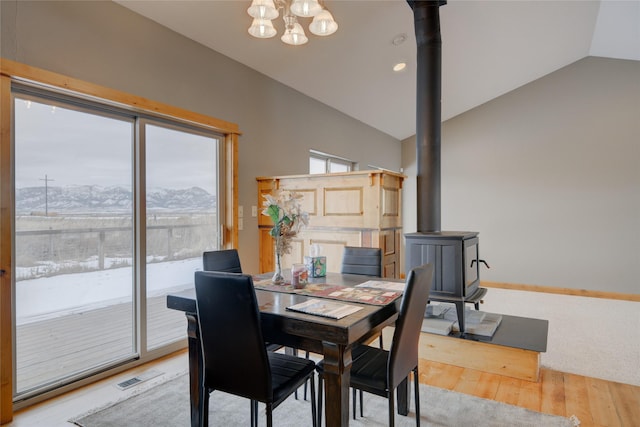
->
left=186, top=313, right=204, bottom=427
left=321, top=342, right=351, bottom=427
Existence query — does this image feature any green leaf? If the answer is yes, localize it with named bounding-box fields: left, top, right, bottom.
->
left=265, top=205, right=280, bottom=223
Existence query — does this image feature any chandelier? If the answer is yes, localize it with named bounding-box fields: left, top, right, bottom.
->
left=247, top=0, right=338, bottom=46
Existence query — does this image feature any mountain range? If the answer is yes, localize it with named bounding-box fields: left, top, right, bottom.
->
left=15, top=185, right=215, bottom=214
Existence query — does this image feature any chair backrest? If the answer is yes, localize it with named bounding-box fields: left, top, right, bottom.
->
left=388, top=263, right=433, bottom=389
left=194, top=270, right=272, bottom=402
left=202, top=249, right=242, bottom=273
left=340, top=246, right=382, bottom=276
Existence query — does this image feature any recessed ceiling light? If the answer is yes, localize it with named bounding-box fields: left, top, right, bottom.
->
left=393, top=62, right=407, bottom=72
left=392, top=33, right=407, bottom=46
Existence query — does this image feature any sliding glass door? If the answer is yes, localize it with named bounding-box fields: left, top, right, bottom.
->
left=13, top=93, right=136, bottom=395
left=11, top=86, right=224, bottom=399
left=144, top=122, right=220, bottom=349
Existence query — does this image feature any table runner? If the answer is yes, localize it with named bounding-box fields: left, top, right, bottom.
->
left=252, top=278, right=401, bottom=306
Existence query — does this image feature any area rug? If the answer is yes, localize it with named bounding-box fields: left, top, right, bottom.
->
left=71, top=374, right=576, bottom=426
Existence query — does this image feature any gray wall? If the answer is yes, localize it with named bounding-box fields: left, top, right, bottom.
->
left=403, top=57, right=640, bottom=294
left=1, top=0, right=401, bottom=273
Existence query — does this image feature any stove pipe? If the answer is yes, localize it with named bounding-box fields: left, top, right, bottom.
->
left=407, top=0, right=446, bottom=232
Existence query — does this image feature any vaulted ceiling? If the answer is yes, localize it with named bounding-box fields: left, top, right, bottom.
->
left=116, top=0, right=640, bottom=140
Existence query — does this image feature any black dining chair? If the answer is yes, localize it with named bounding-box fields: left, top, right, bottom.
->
left=316, top=263, right=433, bottom=427
left=341, top=246, right=382, bottom=277
left=340, top=246, right=385, bottom=413
left=202, top=249, right=283, bottom=353
left=341, top=246, right=384, bottom=349
left=194, top=270, right=317, bottom=427
left=202, top=249, right=242, bottom=273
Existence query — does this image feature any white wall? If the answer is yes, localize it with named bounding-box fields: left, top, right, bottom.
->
left=0, top=0, right=402, bottom=273
left=403, top=57, right=640, bottom=295
left=402, top=57, right=640, bottom=385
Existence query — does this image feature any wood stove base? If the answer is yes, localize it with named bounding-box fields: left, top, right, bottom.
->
left=418, top=332, right=542, bottom=382
left=383, top=313, right=548, bottom=382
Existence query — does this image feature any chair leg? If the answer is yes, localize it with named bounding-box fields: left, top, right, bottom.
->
left=388, top=389, right=395, bottom=427
left=310, top=374, right=317, bottom=427
left=266, top=403, right=273, bottom=427
left=413, top=367, right=421, bottom=427
left=317, top=374, right=324, bottom=427
left=304, top=351, right=310, bottom=400
left=359, top=389, right=364, bottom=416
left=352, top=388, right=357, bottom=419
left=292, top=348, right=299, bottom=400
left=199, top=387, right=209, bottom=427
left=251, top=400, right=258, bottom=427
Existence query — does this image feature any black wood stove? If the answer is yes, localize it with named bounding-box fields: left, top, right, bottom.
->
left=405, top=1, right=488, bottom=333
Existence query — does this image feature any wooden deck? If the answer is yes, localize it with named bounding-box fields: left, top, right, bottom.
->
left=15, top=294, right=186, bottom=394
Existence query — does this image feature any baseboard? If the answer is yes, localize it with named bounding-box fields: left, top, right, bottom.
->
left=481, top=281, right=640, bottom=302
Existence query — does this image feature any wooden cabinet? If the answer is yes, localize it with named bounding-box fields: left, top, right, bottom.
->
left=257, top=170, right=404, bottom=278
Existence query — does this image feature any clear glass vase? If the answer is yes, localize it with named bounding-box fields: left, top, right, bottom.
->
left=272, top=252, right=284, bottom=283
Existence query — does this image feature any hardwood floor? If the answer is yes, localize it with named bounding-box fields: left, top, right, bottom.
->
left=419, top=359, right=640, bottom=427
left=6, top=350, right=638, bottom=426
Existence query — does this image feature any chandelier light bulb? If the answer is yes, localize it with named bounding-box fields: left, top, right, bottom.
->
left=247, top=0, right=279, bottom=20
left=247, top=0, right=337, bottom=45
left=290, top=0, right=322, bottom=18
left=248, top=18, right=277, bottom=38
left=281, top=22, right=308, bottom=45
left=309, top=9, right=338, bottom=36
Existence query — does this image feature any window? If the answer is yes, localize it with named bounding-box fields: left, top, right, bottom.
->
left=2, top=70, right=237, bottom=404
left=309, top=150, right=354, bottom=174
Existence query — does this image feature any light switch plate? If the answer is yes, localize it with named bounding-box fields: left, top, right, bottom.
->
left=252, top=206, right=258, bottom=217
left=238, top=205, right=244, bottom=218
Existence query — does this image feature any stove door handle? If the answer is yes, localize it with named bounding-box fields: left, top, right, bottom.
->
left=471, top=259, right=490, bottom=269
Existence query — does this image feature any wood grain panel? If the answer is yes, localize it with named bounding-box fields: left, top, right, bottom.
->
left=0, top=59, right=239, bottom=134
left=257, top=172, right=404, bottom=278
left=323, top=187, right=363, bottom=216
left=382, top=186, right=399, bottom=217
left=297, top=189, right=317, bottom=216
left=382, top=230, right=395, bottom=256
left=383, top=261, right=396, bottom=278
left=0, top=74, right=14, bottom=425
left=419, top=332, right=541, bottom=382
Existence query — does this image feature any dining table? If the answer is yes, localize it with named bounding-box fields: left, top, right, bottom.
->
left=166, top=271, right=408, bottom=427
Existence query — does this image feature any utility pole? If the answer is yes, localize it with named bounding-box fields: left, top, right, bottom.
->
left=39, top=174, right=54, bottom=216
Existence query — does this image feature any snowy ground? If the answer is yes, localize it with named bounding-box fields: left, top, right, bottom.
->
left=15, top=258, right=201, bottom=325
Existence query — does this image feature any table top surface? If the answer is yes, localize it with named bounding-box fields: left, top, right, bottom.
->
left=167, top=272, right=402, bottom=349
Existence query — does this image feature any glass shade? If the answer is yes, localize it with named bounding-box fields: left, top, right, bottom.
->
left=248, top=18, right=277, bottom=38
left=309, top=9, right=338, bottom=36
left=281, top=22, right=308, bottom=45
left=290, top=0, right=322, bottom=17
left=247, top=0, right=279, bottom=20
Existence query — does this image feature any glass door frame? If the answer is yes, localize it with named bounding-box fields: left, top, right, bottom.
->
left=0, top=60, right=240, bottom=416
